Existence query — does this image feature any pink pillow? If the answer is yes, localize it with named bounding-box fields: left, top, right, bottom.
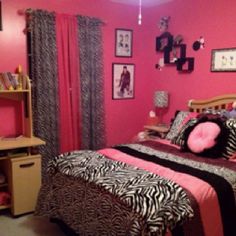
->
left=187, top=122, right=221, bottom=153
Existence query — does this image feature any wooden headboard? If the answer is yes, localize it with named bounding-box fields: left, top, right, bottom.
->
left=188, top=94, right=236, bottom=112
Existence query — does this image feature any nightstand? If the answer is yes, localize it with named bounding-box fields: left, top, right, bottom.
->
left=144, top=124, right=169, bottom=139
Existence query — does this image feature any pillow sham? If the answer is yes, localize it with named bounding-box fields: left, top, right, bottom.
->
left=165, top=111, right=191, bottom=140
left=171, top=118, right=197, bottom=146
left=203, top=108, right=227, bottom=116
left=221, top=118, right=236, bottom=159
left=178, top=115, right=229, bottom=158
left=181, top=112, right=199, bottom=126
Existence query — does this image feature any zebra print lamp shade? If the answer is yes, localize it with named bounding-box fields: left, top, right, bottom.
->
left=154, top=91, right=169, bottom=108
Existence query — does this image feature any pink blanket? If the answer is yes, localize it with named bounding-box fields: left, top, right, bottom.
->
left=99, top=140, right=236, bottom=236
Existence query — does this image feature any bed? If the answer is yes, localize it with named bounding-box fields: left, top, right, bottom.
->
left=35, top=94, right=236, bottom=236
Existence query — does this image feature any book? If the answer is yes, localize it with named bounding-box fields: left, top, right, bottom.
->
left=0, top=73, right=7, bottom=90
left=7, top=72, right=18, bottom=89
left=21, top=73, right=28, bottom=90
left=2, top=73, right=14, bottom=90
left=11, top=73, right=21, bottom=90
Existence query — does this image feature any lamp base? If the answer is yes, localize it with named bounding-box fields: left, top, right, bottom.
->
left=147, top=116, right=159, bottom=126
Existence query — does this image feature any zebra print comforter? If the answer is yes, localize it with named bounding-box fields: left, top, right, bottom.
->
left=35, top=141, right=236, bottom=236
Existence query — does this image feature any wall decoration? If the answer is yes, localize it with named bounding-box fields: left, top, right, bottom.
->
left=192, top=36, right=205, bottom=51
left=155, top=17, right=194, bottom=72
left=173, top=34, right=183, bottom=45
left=156, top=32, right=173, bottom=52
left=176, top=57, right=194, bottom=72
left=155, top=58, right=165, bottom=71
left=0, top=1, right=2, bottom=31
left=211, top=48, right=236, bottom=72
left=158, top=16, right=170, bottom=32
left=112, top=63, right=135, bottom=99
left=115, top=29, right=133, bottom=57
left=164, top=44, right=186, bottom=64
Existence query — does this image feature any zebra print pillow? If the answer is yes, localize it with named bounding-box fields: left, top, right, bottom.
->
left=171, top=118, right=198, bottom=147
left=222, top=118, right=236, bottom=159
left=165, top=111, right=191, bottom=140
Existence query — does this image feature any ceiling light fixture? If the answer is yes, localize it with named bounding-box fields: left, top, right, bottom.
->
left=138, top=0, right=142, bottom=25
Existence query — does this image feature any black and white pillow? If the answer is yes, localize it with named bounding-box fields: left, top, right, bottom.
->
left=222, top=118, right=236, bottom=159
left=165, top=111, right=190, bottom=140
left=171, top=118, right=198, bottom=147
left=203, top=108, right=227, bottom=116
left=173, top=115, right=229, bottom=158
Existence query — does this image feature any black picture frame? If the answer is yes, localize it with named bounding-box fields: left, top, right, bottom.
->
left=115, top=29, right=133, bottom=57
left=156, top=32, right=173, bottom=52
left=0, top=1, right=2, bottom=31
left=112, top=63, right=135, bottom=100
left=176, top=57, right=195, bottom=72
left=211, top=48, right=236, bottom=72
left=164, top=44, right=186, bottom=64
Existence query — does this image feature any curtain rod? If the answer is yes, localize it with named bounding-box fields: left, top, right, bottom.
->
left=22, top=8, right=106, bottom=25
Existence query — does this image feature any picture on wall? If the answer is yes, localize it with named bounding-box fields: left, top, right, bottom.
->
left=0, top=1, right=2, bottom=31
left=115, top=29, right=133, bottom=57
left=211, top=48, right=236, bottom=72
left=112, top=63, right=135, bottom=100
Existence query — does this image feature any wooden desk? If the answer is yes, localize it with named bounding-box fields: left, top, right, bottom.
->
left=0, top=136, right=45, bottom=215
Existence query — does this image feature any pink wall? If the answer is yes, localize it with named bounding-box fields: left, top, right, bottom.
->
left=0, top=0, right=153, bottom=145
left=143, top=0, right=236, bottom=123
left=1, top=0, right=236, bottom=146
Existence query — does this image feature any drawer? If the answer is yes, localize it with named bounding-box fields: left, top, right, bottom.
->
left=10, top=155, right=41, bottom=215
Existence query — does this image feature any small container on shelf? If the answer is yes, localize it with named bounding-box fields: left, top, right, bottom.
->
left=0, top=191, right=11, bottom=206
left=0, top=172, right=6, bottom=184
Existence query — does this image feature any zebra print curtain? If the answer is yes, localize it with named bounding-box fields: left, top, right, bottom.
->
left=77, top=16, right=106, bottom=150
left=28, top=10, right=106, bottom=180
left=28, top=10, right=60, bottom=181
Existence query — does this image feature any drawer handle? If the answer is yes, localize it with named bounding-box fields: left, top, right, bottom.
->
left=19, top=162, right=35, bottom=168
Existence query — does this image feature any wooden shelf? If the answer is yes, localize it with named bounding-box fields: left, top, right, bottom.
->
left=0, top=204, right=11, bottom=210
left=0, top=73, right=45, bottom=215
left=0, top=136, right=45, bottom=150
left=0, top=89, right=30, bottom=93
left=0, top=183, right=8, bottom=187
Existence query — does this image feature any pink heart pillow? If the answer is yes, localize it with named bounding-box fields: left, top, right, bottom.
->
left=187, top=122, right=221, bottom=153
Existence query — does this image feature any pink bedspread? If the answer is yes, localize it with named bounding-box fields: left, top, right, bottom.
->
left=99, top=140, right=236, bottom=236
left=35, top=139, right=236, bottom=236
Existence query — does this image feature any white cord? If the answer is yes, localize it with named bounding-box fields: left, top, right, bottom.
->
left=138, top=0, right=142, bottom=25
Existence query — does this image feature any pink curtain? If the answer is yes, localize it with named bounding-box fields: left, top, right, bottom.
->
left=56, top=14, right=80, bottom=153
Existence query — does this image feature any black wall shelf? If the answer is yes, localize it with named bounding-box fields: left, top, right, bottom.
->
left=156, top=32, right=194, bottom=72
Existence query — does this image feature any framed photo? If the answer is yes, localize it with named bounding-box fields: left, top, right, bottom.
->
left=112, top=63, right=135, bottom=100
left=156, top=32, right=173, bottom=52
left=115, top=29, right=133, bottom=57
left=211, top=48, right=236, bottom=72
left=0, top=1, right=2, bottom=31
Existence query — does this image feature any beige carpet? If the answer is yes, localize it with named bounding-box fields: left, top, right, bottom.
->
left=0, top=211, right=66, bottom=236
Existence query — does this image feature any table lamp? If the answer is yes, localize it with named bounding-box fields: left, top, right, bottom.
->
left=154, top=91, right=169, bottom=125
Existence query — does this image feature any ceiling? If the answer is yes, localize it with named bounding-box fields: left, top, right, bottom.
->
left=110, top=0, right=173, bottom=7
